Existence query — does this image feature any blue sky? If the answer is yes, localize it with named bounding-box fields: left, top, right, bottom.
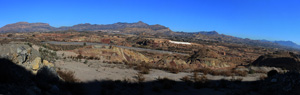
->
left=1, top=0, right=300, bottom=44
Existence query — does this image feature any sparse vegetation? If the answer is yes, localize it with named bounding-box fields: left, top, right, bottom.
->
left=40, top=44, right=84, bottom=51
left=180, top=76, right=191, bottom=82
left=194, top=68, right=248, bottom=77
left=57, top=69, right=79, bottom=82
left=26, top=42, right=32, bottom=47
left=230, top=76, right=243, bottom=83
left=134, top=62, right=151, bottom=74
left=259, top=75, right=267, bottom=80
left=83, top=59, right=88, bottom=64
left=39, top=48, right=58, bottom=62
left=136, top=73, right=145, bottom=83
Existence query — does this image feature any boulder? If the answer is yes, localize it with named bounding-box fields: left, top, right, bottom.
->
left=43, top=60, right=54, bottom=67
left=31, top=57, right=41, bottom=74
left=17, top=46, right=29, bottom=64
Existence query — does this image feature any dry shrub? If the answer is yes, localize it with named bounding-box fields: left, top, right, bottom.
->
left=194, top=68, right=212, bottom=75
left=230, top=76, right=243, bottom=83
left=211, top=70, right=232, bottom=76
left=249, top=69, right=267, bottom=74
left=134, top=62, right=151, bottom=74
left=195, top=68, right=249, bottom=77
left=254, top=70, right=267, bottom=74
left=136, top=73, right=145, bottom=83
left=180, top=76, right=191, bottom=82
left=126, top=63, right=135, bottom=68
left=193, top=72, right=199, bottom=81
left=135, top=65, right=150, bottom=74
left=232, top=70, right=248, bottom=76
left=122, top=78, right=134, bottom=83
left=57, top=70, right=79, bottom=82
left=168, top=67, right=180, bottom=74
left=193, top=72, right=208, bottom=89
left=140, top=68, right=150, bottom=74
left=193, top=72, right=208, bottom=82
left=259, top=75, right=267, bottom=80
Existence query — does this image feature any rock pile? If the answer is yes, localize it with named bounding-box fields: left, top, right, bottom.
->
left=0, top=43, right=55, bottom=74
left=0, top=43, right=64, bottom=95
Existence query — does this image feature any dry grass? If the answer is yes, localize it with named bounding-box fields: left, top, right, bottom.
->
left=211, top=70, right=233, bottom=76
left=232, top=70, right=248, bottom=76
left=195, top=68, right=211, bottom=75
left=57, top=70, right=79, bottom=83
left=168, top=67, right=180, bottom=74
left=180, top=76, right=191, bottom=82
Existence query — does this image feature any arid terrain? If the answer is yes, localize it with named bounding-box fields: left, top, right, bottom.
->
left=1, top=22, right=300, bottom=95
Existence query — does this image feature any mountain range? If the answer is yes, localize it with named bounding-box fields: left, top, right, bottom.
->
left=0, top=21, right=169, bottom=33
left=260, top=40, right=300, bottom=49
left=0, top=21, right=299, bottom=50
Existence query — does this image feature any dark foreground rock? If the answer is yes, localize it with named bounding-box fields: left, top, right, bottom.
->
left=252, top=51, right=300, bottom=70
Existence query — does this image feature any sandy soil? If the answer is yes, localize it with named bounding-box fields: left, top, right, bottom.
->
left=30, top=45, right=265, bottom=83
left=55, top=59, right=138, bottom=82
left=54, top=58, right=264, bottom=82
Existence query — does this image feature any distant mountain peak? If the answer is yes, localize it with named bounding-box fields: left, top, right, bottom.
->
left=75, top=23, right=92, bottom=26
left=15, top=22, right=29, bottom=24
left=137, top=21, right=145, bottom=23
left=197, top=31, right=219, bottom=35
left=134, top=21, right=148, bottom=25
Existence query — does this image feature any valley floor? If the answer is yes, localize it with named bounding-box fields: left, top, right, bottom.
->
left=54, top=57, right=265, bottom=82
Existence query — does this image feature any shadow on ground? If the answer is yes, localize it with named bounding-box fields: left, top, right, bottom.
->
left=1, top=58, right=300, bottom=95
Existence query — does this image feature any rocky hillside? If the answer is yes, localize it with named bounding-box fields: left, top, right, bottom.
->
left=168, top=31, right=300, bottom=51
left=72, top=45, right=150, bottom=63
left=0, top=43, right=56, bottom=74
left=186, top=48, right=234, bottom=69
left=251, top=51, right=300, bottom=70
